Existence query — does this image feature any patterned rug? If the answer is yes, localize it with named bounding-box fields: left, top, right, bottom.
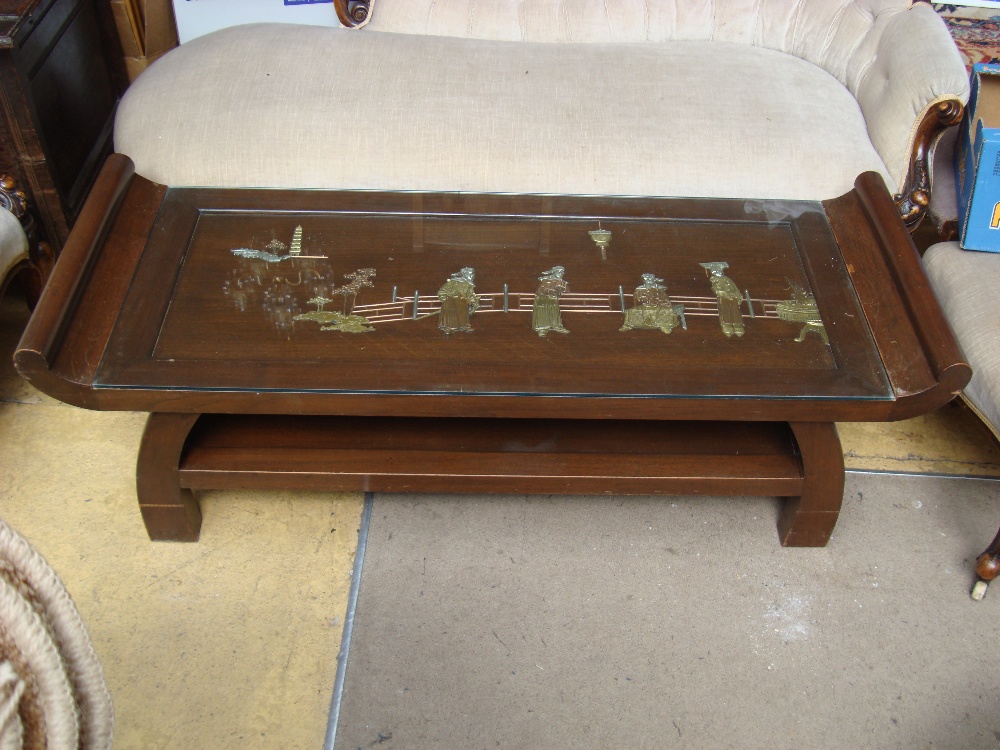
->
left=0, top=519, right=113, bottom=749
left=934, top=3, right=1000, bottom=68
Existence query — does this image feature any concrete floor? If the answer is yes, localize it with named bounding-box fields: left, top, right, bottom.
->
left=2, top=291, right=999, bottom=749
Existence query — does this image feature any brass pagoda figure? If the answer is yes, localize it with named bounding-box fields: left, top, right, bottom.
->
left=620, top=273, right=682, bottom=334
left=532, top=266, right=570, bottom=337
left=437, top=267, right=479, bottom=333
left=701, top=262, right=745, bottom=337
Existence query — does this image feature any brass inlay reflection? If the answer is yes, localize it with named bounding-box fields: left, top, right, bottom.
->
left=620, top=274, right=684, bottom=334
left=532, top=266, right=570, bottom=337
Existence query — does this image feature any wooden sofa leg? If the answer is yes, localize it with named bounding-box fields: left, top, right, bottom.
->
left=972, top=525, right=1000, bottom=600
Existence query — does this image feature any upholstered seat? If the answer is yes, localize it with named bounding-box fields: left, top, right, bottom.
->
left=114, top=0, right=969, bottom=227
left=116, top=25, right=892, bottom=201
left=923, top=242, right=1000, bottom=598
left=923, top=242, right=1000, bottom=439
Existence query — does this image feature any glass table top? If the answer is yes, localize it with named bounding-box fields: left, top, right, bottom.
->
left=96, top=188, right=890, bottom=401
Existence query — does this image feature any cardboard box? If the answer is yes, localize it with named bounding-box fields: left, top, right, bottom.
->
left=957, top=63, right=1000, bottom=252
left=171, top=0, right=340, bottom=45
left=111, top=0, right=180, bottom=82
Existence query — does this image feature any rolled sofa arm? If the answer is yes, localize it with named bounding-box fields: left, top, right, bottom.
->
left=849, top=2, right=968, bottom=227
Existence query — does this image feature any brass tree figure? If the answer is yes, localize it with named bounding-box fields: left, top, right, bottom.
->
left=330, top=268, right=376, bottom=314
left=307, top=295, right=332, bottom=313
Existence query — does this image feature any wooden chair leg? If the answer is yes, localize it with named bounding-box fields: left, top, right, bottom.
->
left=971, top=525, right=1000, bottom=600
left=778, top=422, right=844, bottom=547
left=136, top=413, right=202, bottom=541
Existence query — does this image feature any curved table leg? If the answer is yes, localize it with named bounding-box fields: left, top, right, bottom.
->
left=136, top=413, right=202, bottom=542
left=778, top=422, right=845, bottom=547
left=971, top=526, right=1000, bottom=600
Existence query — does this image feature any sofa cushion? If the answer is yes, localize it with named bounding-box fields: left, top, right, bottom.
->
left=923, top=241, right=1000, bottom=436
left=115, top=23, right=892, bottom=200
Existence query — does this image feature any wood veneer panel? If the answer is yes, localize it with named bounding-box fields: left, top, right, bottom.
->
left=179, top=416, right=804, bottom=496
left=826, top=183, right=936, bottom=397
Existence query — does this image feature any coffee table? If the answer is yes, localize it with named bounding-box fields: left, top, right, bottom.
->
left=15, top=155, right=970, bottom=545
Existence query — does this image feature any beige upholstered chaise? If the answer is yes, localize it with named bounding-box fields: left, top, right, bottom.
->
left=114, top=0, right=969, bottom=228
left=923, top=241, right=1000, bottom=598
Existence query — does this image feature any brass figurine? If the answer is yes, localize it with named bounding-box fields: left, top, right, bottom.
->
left=776, top=281, right=828, bottom=344
left=701, top=262, right=745, bottom=338
left=532, top=266, right=570, bottom=337
left=620, top=274, right=683, bottom=334
left=225, top=244, right=833, bottom=343
left=437, top=267, right=479, bottom=333
left=588, top=225, right=612, bottom=260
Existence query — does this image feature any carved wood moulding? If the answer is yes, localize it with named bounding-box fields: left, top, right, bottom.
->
left=0, top=172, right=26, bottom=218
left=0, top=172, right=53, bottom=302
left=333, top=0, right=371, bottom=27
left=894, top=98, right=964, bottom=231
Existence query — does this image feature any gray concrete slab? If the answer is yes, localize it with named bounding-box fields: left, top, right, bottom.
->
left=336, top=476, right=1000, bottom=749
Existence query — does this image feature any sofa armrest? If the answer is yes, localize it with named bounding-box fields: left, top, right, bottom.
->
left=849, top=3, right=968, bottom=226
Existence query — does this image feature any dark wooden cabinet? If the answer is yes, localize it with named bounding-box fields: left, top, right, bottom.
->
left=0, top=0, right=124, bottom=252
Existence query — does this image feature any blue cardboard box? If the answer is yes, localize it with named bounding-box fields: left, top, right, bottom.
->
left=957, top=63, right=1000, bottom=252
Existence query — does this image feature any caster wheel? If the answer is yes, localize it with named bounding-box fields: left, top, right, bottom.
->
left=971, top=579, right=989, bottom=601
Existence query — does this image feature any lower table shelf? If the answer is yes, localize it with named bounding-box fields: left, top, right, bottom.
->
left=178, top=415, right=806, bottom=497
left=128, top=414, right=842, bottom=547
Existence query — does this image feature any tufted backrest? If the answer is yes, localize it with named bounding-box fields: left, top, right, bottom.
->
left=362, top=0, right=965, bottom=193
left=366, top=0, right=911, bottom=89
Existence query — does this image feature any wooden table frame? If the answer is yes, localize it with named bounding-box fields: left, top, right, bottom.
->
left=15, top=156, right=971, bottom=545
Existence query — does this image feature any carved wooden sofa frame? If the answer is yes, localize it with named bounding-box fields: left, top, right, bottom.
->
left=0, top=175, right=53, bottom=306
